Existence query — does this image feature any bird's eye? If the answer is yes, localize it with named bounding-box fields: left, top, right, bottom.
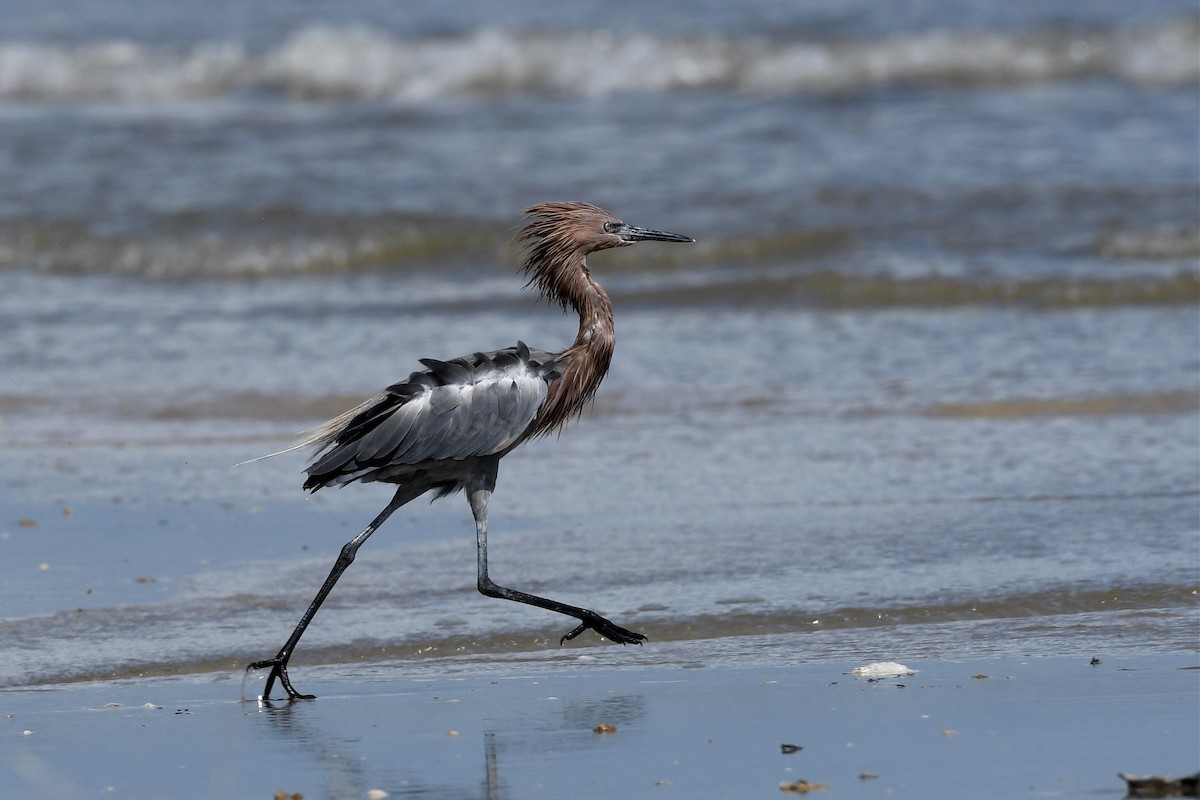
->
left=603, top=221, right=620, bottom=234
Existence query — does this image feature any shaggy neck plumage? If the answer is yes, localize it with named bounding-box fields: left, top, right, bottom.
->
left=520, top=236, right=616, bottom=438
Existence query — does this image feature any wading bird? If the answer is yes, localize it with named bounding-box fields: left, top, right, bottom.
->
left=246, top=201, right=694, bottom=701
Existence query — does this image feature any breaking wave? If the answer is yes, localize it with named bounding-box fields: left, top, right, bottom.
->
left=0, top=219, right=1195, bottom=309
left=0, top=18, right=1196, bottom=103
left=0, top=220, right=1196, bottom=309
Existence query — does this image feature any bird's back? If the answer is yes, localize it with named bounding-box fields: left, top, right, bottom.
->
left=303, top=342, right=561, bottom=491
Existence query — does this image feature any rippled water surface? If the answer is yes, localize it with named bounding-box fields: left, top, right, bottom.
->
left=0, top=0, right=1196, bottom=690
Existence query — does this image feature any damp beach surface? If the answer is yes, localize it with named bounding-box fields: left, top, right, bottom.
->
left=1, top=0, right=1198, bottom=797
left=2, top=653, right=1198, bottom=799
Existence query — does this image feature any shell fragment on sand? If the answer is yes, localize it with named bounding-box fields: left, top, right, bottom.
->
left=850, top=661, right=917, bottom=677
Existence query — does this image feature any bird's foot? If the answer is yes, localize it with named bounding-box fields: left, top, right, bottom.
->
left=560, top=610, right=647, bottom=646
left=245, top=655, right=316, bottom=702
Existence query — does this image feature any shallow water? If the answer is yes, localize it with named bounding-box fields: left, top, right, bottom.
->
left=0, top=1, right=1197, bottom=693
left=1, top=297, right=1196, bottom=688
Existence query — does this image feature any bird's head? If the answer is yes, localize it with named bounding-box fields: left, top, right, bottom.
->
left=519, top=201, right=693, bottom=302
left=521, top=201, right=694, bottom=255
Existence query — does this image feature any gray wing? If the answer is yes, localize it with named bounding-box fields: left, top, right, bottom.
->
left=304, top=342, right=560, bottom=490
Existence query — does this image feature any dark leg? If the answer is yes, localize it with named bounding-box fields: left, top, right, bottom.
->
left=467, top=470, right=645, bottom=646
left=246, top=485, right=421, bottom=701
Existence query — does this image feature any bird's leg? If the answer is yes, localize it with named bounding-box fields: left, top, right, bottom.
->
left=468, top=479, right=646, bottom=646
left=246, top=486, right=416, bottom=702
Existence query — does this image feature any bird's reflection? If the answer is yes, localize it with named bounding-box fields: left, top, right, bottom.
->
left=251, top=701, right=367, bottom=799
left=247, top=685, right=649, bottom=800
left=484, top=731, right=500, bottom=800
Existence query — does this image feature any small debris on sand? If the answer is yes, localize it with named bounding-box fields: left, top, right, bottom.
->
left=851, top=662, right=916, bottom=677
left=779, top=778, right=828, bottom=793
left=1118, top=772, right=1199, bottom=798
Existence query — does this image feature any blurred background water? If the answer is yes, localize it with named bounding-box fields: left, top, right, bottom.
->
left=0, top=0, right=1196, bottom=688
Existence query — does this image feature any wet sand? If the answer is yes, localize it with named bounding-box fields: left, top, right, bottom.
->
left=3, top=652, right=1196, bottom=800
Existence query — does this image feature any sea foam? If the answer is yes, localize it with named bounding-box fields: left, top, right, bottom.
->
left=0, top=19, right=1195, bottom=103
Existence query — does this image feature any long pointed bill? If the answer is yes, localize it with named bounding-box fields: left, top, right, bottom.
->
left=619, top=224, right=695, bottom=243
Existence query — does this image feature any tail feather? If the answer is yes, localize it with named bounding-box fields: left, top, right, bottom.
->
left=233, top=395, right=381, bottom=469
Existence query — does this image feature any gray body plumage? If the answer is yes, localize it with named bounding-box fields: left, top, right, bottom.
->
left=303, top=341, right=561, bottom=493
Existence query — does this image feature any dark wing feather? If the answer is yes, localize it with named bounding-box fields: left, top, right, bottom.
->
left=303, top=344, right=558, bottom=490
left=418, top=358, right=472, bottom=386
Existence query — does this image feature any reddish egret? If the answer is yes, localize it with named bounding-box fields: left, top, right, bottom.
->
left=247, top=201, right=694, bottom=700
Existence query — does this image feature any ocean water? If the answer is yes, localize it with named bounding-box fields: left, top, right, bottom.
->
left=0, top=1, right=1196, bottom=690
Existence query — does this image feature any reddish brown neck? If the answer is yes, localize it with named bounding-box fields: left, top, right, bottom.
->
left=528, top=256, right=615, bottom=437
